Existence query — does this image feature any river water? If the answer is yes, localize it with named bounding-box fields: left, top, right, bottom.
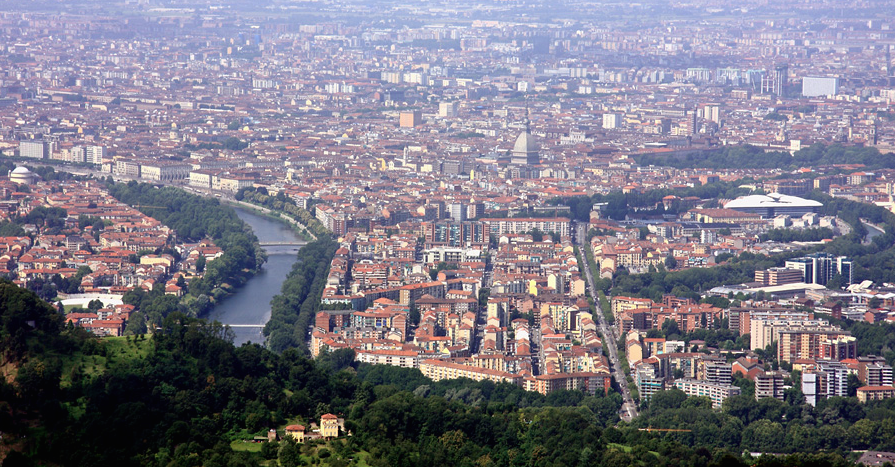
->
left=206, top=207, right=304, bottom=346
left=864, top=221, right=884, bottom=244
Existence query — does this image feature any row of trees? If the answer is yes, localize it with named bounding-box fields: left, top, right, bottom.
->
left=552, top=179, right=754, bottom=222
left=236, top=187, right=328, bottom=239
left=107, top=181, right=266, bottom=326
left=758, top=227, right=835, bottom=243
left=263, top=237, right=339, bottom=354
left=634, top=143, right=895, bottom=171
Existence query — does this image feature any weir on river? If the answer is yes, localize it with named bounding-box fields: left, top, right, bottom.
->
left=205, top=207, right=304, bottom=346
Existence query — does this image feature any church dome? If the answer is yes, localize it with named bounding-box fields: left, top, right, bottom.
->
left=9, top=166, right=36, bottom=185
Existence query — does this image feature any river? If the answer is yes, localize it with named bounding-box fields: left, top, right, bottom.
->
left=863, top=220, right=885, bottom=245
left=206, top=207, right=304, bottom=346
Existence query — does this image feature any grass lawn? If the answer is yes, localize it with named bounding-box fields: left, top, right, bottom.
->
left=607, top=443, right=632, bottom=453
left=351, top=450, right=373, bottom=467
left=63, top=304, right=86, bottom=312
left=228, top=437, right=367, bottom=466
left=230, top=440, right=264, bottom=453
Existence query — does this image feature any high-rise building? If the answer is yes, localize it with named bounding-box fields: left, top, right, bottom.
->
left=802, top=77, right=840, bottom=97
left=399, top=111, right=422, bottom=128
left=684, top=111, right=697, bottom=135
left=784, top=253, right=853, bottom=286
left=802, top=360, right=848, bottom=407
left=716, top=68, right=742, bottom=85
left=703, top=361, right=732, bottom=386
left=746, top=69, right=766, bottom=90
left=439, top=102, right=458, bottom=117
left=70, top=146, right=86, bottom=163
left=467, top=202, right=485, bottom=220
left=602, top=113, right=620, bottom=129
left=755, top=371, right=786, bottom=401
left=19, top=141, right=51, bottom=159
left=686, top=67, right=712, bottom=83
left=441, top=160, right=463, bottom=176
left=761, top=65, right=788, bottom=96
left=865, top=362, right=894, bottom=387
left=448, top=203, right=467, bottom=222
left=703, top=104, right=721, bottom=123
left=636, top=366, right=665, bottom=403
left=773, top=65, right=788, bottom=96
left=85, top=145, right=105, bottom=165
left=778, top=330, right=854, bottom=363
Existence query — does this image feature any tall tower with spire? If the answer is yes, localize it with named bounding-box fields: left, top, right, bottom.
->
left=511, top=105, right=539, bottom=166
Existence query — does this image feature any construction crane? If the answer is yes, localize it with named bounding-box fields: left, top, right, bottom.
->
left=638, top=427, right=692, bottom=433
left=132, top=204, right=168, bottom=210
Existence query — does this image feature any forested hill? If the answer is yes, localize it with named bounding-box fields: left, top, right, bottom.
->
left=0, top=280, right=866, bottom=467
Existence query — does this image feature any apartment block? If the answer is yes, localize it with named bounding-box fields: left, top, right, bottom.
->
left=754, top=267, right=803, bottom=286
left=481, top=217, right=570, bottom=238
left=802, top=361, right=848, bottom=407
left=19, top=140, right=51, bottom=159
left=755, top=371, right=786, bottom=401
left=703, top=361, right=732, bottom=386
left=399, top=111, right=422, bottom=128
left=673, top=379, right=741, bottom=409
left=864, top=362, right=894, bottom=387
left=420, top=359, right=523, bottom=385
left=636, top=366, right=665, bottom=403
left=777, top=331, right=855, bottom=363
left=857, top=386, right=895, bottom=403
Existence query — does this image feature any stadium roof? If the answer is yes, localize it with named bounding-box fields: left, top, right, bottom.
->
left=724, top=192, right=822, bottom=210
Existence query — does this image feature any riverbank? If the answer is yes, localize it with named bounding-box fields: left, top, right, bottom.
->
left=206, top=206, right=307, bottom=346
left=225, top=200, right=315, bottom=242
left=106, top=182, right=266, bottom=330
left=227, top=198, right=319, bottom=242
left=264, top=236, right=338, bottom=354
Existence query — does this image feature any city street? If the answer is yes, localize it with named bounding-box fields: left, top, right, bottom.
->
left=576, top=222, right=638, bottom=422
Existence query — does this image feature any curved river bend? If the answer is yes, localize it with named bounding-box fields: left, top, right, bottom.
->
left=206, top=207, right=304, bottom=346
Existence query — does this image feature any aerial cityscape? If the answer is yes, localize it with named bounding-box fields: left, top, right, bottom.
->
left=4, top=0, right=895, bottom=465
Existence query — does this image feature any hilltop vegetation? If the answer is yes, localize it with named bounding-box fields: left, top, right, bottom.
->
left=0, top=279, right=869, bottom=467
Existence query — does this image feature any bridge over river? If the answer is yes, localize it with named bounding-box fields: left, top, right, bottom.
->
left=206, top=207, right=306, bottom=346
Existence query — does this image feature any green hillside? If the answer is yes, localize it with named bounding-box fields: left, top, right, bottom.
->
left=0, top=279, right=872, bottom=467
